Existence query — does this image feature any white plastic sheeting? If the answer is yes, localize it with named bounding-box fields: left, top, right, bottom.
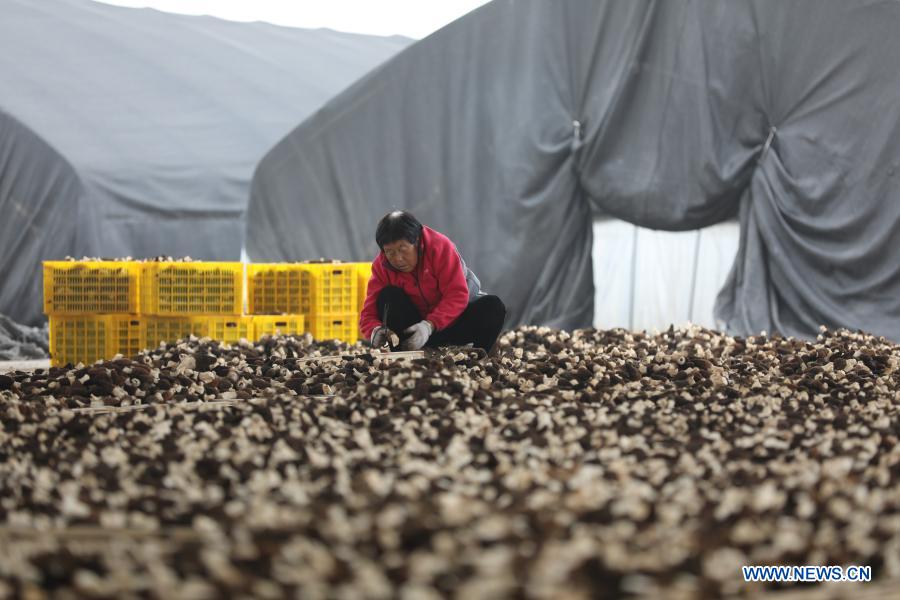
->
left=593, top=220, right=739, bottom=332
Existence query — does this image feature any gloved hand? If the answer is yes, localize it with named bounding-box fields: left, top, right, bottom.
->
left=370, top=326, right=389, bottom=347
left=371, top=326, right=400, bottom=348
left=402, top=320, right=434, bottom=351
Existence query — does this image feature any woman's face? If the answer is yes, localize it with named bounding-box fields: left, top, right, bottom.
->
left=382, top=239, right=418, bottom=272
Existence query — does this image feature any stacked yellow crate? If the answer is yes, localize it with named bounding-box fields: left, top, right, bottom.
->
left=43, top=261, right=144, bottom=367
left=136, top=261, right=307, bottom=349
left=305, top=262, right=359, bottom=343
left=251, top=315, right=306, bottom=340
left=142, top=316, right=206, bottom=351
left=247, top=261, right=363, bottom=343
left=139, top=262, right=254, bottom=347
left=247, top=263, right=307, bottom=315
left=44, top=258, right=373, bottom=366
left=356, top=262, right=373, bottom=314
left=139, top=262, right=243, bottom=316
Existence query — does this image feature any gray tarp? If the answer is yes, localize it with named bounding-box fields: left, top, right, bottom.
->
left=0, top=315, right=49, bottom=360
left=247, top=0, right=900, bottom=341
left=0, top=0, right=410, bottom=326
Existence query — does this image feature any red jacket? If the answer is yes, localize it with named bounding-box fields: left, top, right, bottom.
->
left=359, top=226, right=470, bottom=338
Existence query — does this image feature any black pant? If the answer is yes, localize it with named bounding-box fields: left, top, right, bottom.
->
left=377, top=286, right=506, bottom=352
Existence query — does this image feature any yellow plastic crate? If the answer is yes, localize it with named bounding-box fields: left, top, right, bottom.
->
left=306, top=263, right=357, bottom=315
left=197, top=316, right=253, bottom=344
left=143, top=316, right=207, bottom=350
left=247, top=263, right=308, bottom=315
left=49, top=315, right=143, bottom=367
left=140, top=262, right=243, bottom=315
left=49, top=315, right=109, bottom=367
left=247, top=263, right=357, bottom=315
left=309, top=313, right=359, bottom=344
left=110, top=316, right=144, bottom=360
left=43, top=261, right=141, bottom=315
left=252, top=315, right=306, bottom=339
left=355, top=262, right=373, bottom=313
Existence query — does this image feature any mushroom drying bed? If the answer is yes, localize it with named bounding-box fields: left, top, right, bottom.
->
left=1, top=326, right=899, bottom=599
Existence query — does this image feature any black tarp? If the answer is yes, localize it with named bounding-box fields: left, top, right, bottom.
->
left=247, top=0, right=900, bottom=341
left=0, top=0, right=410, bottom=326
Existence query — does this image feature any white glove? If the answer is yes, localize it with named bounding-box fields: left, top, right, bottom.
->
left=402, top=320, right=434, bottom=350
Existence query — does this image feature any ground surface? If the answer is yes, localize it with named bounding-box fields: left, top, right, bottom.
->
left=0, top=359, right=49, bottom=374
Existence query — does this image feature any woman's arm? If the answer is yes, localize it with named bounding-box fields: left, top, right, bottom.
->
left=425, top=241, right=469, bottom=331
left=359, top=260, right=387, bottom=338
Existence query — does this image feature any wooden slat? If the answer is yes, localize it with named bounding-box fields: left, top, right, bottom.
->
left=294, top=350, right=425, bottom=365
left=0, top=525, right=201, bottom=541
left=71, top=395, right=334, bottom=415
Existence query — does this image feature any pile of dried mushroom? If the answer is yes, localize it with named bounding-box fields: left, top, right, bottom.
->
left=1, top=325, right=898, bottom=598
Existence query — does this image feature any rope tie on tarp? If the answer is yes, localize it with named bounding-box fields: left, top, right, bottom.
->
left=571, top=119, right=584, bottom=153
left=759, top=125, right=778, bottom=163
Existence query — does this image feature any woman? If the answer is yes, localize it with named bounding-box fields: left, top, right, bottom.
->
left=359, top=211, right=506, bottom=353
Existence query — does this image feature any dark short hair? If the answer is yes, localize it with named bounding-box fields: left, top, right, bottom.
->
left=375, top=210, right=423, bottom=249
